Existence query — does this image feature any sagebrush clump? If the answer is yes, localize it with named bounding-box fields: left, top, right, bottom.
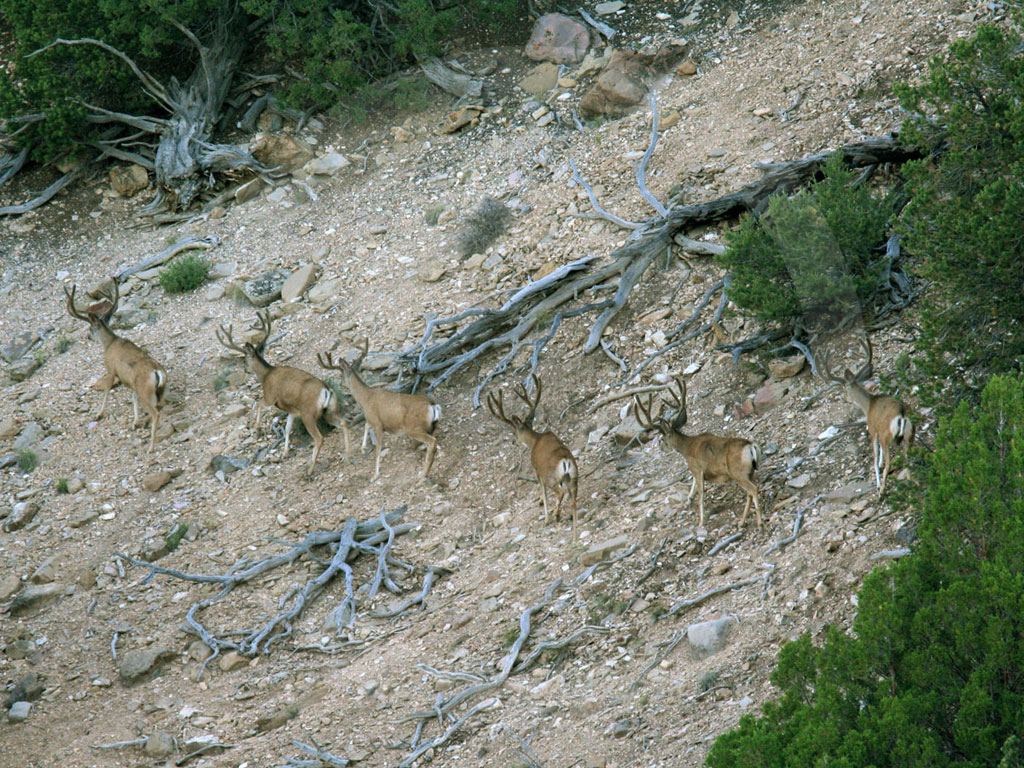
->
left=159, top=253, right=210, bottom=293
left=456, top=196, right=511, bottom=258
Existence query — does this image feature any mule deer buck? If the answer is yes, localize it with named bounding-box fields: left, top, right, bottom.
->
left=820, top=335, right=912, bottom=497
left=634, top=377, right=761, bottom=528
left=64, top=280, right=166, bottom=453
left=318, top=340, right=441, bottom=480
left=216, top=311, right=350, bottom=475
left=487, top=375, right=579, bottom=535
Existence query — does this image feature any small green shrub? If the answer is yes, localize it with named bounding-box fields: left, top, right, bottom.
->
left=423, top=203, right=446, bottom=226
left=165, top=522, right=189, bottom=553
left=213, top=367, right=232, bottom=392
left=56, top=477, right=70, bottom=494
left=17, top=449, right=37, bottom=473
left=500, top=627, right=520, bottom=648
left=159, top=253, right=210, bottom=293
left=55, top=335, right=72, bottom=354
left=717, top=153, right=895, bottom=331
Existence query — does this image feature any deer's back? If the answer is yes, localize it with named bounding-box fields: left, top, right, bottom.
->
left=263, top=365, right=328, bottom=413
left=531, top=431, right=575, bottom=477
left=674, top=432, right=754, bottom=482
left=368, top=389, right=434, bottom=432
left=106, top=338, right=161, bottom=385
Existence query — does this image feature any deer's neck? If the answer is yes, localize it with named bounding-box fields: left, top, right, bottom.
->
left=845, top=380, right=874, bottom=415
left=343, top=366, right=374, bottom=403
left=663, top=425, right=698, bottom=454
left=94, top=321, right=122, bottom=349
left=248, top=350, right=274, bottom=382
left=516, top=425, right=542, bottom=450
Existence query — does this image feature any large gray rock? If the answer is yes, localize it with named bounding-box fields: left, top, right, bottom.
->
left=144, top=730, right=176, bottom=757
left=8, top=701, right=31, bottom=723
left=118, top=647, right=176, bottom=685
left=307, top=277, right=344, bottom=305
left=8, top=583, right=62, bottom=615
left=580, top=44, right=687, bottom=118
left=687, top=616, right=736, bottom=653
left=580, top=51, right=649, bottom=117
left=1, top=331, right=39, bottom=363
left=208, top=455, right=250, bottom=475
left=525, top=13, right=590, bottom=64
left=3, top=501, right=39, bottom=532
left=7, top=355, right=41, bottom=382
left=241, top=269, right=289, bottom=307
left=303, top=151, right=351, bottom=177
left=13, top=421, right=44, bottom=451
left=281, top=264, right=320, bottom=303
left=518, top=62, right=560, bottom=96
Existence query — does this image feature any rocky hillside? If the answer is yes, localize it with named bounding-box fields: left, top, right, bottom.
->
left=0, top=0, right=982, bottom=765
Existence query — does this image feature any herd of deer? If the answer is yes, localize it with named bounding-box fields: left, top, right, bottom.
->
left=63, top=278, right=913, bottom=536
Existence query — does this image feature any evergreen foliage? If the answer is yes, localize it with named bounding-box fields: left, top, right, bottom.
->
left=707, top=374, right=1024, bottom=768
left=716, top=154, right=895, bottom=331
left=0, top=0, right=525, bottom=160
left=895, top=18, right=1024, bottom=401
left=159, top=253, right=210, bottom=293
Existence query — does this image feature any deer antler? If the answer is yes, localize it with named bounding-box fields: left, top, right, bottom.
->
left=215, top=323, right=247, bottom=355
left=819, top=335, right=873, bottom=384
left=90, top=278, right=120, bottom=324
left=317, top=350, right=347, bottom=372
left=247, top=310, right=274, bottom=354
left=487, top=390, right=523, bottom=430
left=851, top=334, right=873, bottom=382
left=633, top=393, right=659, bottom=432
left=512, top=374, right=542, bottom=427
left=64, top=284, right=93, bottom=324
left=661, top=376, right=689, bottom=430
left=350, top=338, right=369, bottom=372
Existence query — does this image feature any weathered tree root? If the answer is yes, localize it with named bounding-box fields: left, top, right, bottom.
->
left=393, top=562, right=620, bottom=767
left=396, top=96, right=921, bottom=401
left=117, top=505, right=442, bottom=677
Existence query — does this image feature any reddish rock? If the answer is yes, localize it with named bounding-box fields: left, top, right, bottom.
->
left=525, top=14, right=590, bottom=64
left=143, top=471, right=172, bottom=492
left=753, top=381, right=790, bottom=413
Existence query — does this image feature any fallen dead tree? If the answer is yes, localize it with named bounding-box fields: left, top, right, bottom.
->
left=117, top=504, right=441, bottom=677
left=396, top=94, right=922, bottom=402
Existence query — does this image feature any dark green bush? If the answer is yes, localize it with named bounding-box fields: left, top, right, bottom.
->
left=707, top=374, right=1024, bottom=768
left=0, top=0, right=525, bottom=160
left=895, top=18, right=1024, bottom=402
left=717, top=153, right=895, bottom=330
left=159, top=254, right=210, bottom=293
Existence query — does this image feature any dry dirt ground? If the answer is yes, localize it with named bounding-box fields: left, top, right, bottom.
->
left=0, top=0, right=984, bottom=766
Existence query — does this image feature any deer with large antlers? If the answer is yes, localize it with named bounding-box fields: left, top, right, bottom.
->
left=634, top=377, right=761, bottom=529
left=820, top=335, right=912, bottom=497
left=64, top=280, right=167, bottom=453
left=217, top=311, right=350, bottom=476
left=318, top=340, right=441, bottom=480
left=487, top=375, right=579, bottom=535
